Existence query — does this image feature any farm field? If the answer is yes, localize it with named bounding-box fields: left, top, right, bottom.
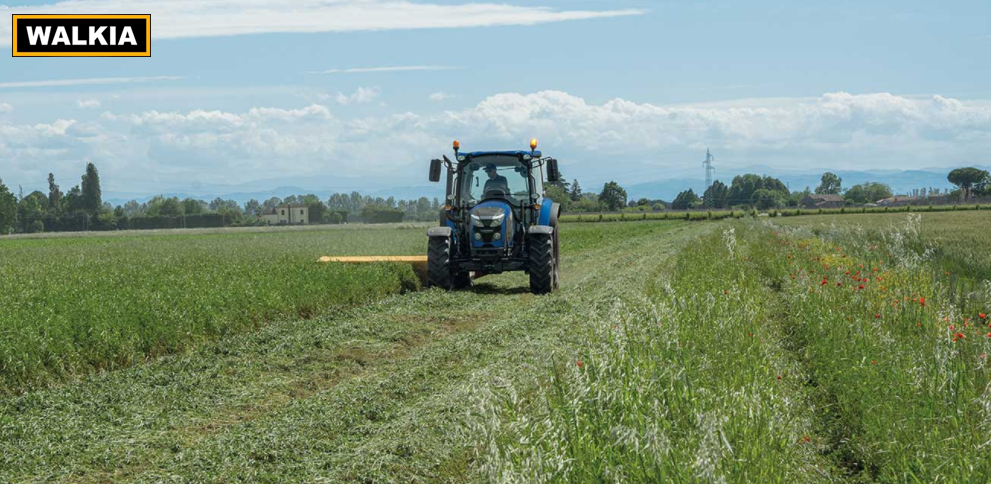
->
left=1, top=213, right=989, bottom=482
left=773, top=210, right=991, bottom=282
left=0, top=225, right=430, bottom=393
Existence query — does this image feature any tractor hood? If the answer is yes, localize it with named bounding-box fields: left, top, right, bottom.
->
left=470, top=201, right=513, bottom=249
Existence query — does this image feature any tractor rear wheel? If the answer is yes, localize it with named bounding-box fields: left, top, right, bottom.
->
left=427, top=236, right=453, bottom=290
left=528, top=232, right=554, bottom=294
left=552, top=228, right=561, bottom=290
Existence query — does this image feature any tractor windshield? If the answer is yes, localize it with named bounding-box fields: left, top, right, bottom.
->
left=460, top=155, right=531, bottom=206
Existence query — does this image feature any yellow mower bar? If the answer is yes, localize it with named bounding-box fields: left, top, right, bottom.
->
left=318, top=256, right=429, bottom=284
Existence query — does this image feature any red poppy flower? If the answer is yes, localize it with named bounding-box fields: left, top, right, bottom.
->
left=576, top=360, right=584, bottom=368
left=837, top=282, right=842, bottom=287
left=874, top=313, right=881, bottom=319
left=955, top=332, right=965, bottom=340
left=980, top=313, right=987, bottom=320
left=858, top=285, right=865, bottom=290
left=776, top=375, right=782, bottom=380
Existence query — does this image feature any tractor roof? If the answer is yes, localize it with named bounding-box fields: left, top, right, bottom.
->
left=465, top=150, right=542, bottom=158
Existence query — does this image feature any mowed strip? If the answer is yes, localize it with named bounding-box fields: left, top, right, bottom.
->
left=0, top=221, right=703, bottom=483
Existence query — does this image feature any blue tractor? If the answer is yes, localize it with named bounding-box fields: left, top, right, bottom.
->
left=426, top=138, right=562, bottom=293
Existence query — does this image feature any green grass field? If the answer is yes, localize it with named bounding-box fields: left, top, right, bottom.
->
left=1, top=213, right=989, bottom=482
left=0, top=225, right=426, bottom=393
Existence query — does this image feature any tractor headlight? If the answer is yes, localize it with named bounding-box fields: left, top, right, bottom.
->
left=471, top=215, right=484, bottom=227
left=473, top=232, right=482, bottom=240
left=493, top=232, right=502, bottom=240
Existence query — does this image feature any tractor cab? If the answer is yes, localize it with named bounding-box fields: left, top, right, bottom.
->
left=426, top=139, right=562, bottom=293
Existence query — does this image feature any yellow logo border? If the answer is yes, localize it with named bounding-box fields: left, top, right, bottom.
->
left=12, top=14, right=151, bottom=57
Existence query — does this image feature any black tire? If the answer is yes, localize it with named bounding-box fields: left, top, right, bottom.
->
left=552, top=228, right=561, bottom=290
left=452, top=270, right=473, bottom=289
left=428, top=236, right=453, bottom=290
left=528, top=233, right=554, bottom=294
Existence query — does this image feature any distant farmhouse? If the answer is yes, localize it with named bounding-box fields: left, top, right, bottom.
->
left=800, top=194, right=844, bottom=209
left=261, top=204, right=309, bottom=225
left=876, top=196, right=920, bottom=207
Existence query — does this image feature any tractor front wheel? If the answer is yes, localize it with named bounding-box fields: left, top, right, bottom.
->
left=427, top=236, right=453, bottom=290
left=528, top=232, right=555, bottom=294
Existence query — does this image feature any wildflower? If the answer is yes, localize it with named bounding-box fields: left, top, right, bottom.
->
left=920, top=297, right=926, bottom=307
left=777, top=375, right=782, bottom=380
left=875, top=313, right=881, bottom=319
left=576, top=360, right=584, bottom=368
left=837, top=282, right=842, bottom=287
left=871, top=360, right=876, bottom=365
left=955, top=332, right=965, bottom=340
left=987, top=333, right=991, bottom=339
left=802, top=435, right=811, bottom=443
left=980, top=313, right=987, bottom=320
left=950, top=324, right=955, bottom=331
left=858, top=285, right=865, bottom=290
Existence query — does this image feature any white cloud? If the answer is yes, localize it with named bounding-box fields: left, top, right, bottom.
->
left=77, top=99, right=101, bottom=109
left=0, top=76, right=183, bottom=89
left=0, top=1, right=645, bottom=45
left=0, top=103, right=12, bottom=113
left=334, top=87, right=380, bottom=106
left=4, top=91, right=991, bottom=193
left=435, top=91, right=991, bottom=154
left=314, top=66, right=455, bottom=75
left=429, top=91, right=454, bottom=102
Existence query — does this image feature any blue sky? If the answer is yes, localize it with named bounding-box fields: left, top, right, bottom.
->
left=0, top=0, right=989, bottom=199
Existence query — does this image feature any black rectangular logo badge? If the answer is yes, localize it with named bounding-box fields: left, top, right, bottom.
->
left=12, top=14, right=150, bottom=57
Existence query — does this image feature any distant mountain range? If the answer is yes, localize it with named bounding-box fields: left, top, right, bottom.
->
left=104, top=166, right=986, bottom=207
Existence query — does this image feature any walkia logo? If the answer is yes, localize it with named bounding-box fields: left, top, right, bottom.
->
left=12, top=14, right=151, bottom=57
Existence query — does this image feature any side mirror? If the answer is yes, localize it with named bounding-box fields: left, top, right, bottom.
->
left=546, top=158, right=561, bottom=183
left=429, top=159, right=442, bottom=182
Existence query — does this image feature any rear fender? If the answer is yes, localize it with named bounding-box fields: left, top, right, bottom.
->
left=538, top=200, right=561, bottom=227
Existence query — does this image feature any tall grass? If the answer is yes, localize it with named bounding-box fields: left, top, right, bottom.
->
left=0, top=227, right=424, bottom=393
left=469, top=228, right=829, bottom=482
left=471, top=214, right=991, bottom=481
left=746, top=216, right=991, bottom=481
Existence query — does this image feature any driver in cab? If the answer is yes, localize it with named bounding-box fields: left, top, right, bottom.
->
left=482, top=163, right=509, bottom=196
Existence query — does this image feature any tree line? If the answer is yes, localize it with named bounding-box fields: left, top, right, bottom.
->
left=0, top=163, right=448, bottom=234
left=666, top=166, right=990, bottom=211
left=3, top=164, right=988, bottom=234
